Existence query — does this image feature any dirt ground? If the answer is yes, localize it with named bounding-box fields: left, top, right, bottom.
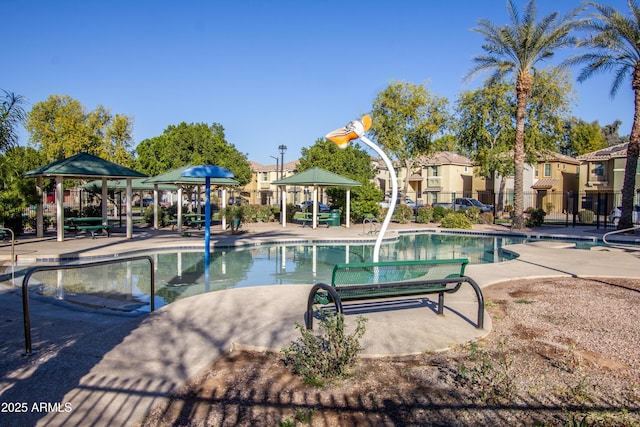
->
left=139, top=278, right=640, bottom=427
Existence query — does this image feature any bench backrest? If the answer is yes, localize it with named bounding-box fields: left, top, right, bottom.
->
left=331, top=258, right=469, bottom=287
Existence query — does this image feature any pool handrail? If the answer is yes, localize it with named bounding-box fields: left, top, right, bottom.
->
left=602, top=225, right=640, bottom=247
left=21, top=255, right=155, bottom=356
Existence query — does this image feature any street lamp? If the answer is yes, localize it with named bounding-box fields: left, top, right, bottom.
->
left=269, top=155, right=279, bottom=205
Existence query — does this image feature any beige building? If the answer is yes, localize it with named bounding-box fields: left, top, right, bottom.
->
left=576, top=143, right=636, bottom=194
left=375, top=152, right=475, bottom=205
left=245, top=160, right=300, bottom=205
left=532, top=152, right=579, bottom=212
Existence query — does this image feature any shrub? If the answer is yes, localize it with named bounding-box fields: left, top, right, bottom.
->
left=578, top=209, right=594, bottom=224
left=416, top=206, right=434, bottom=223
left=440, top=212, right=472, bottom=229
left=83, top=205, right=102, bottom=217
left=526, top=208, right=546, bottom=227
left=392, top=204, right=414, bottom=223
left=432, top=206, right=452, bottom=221
left=283, top=313, right=367, bottom=387
left=478, top=212, right=494, bottom=225
left=464, top=207, right=481, bottom=223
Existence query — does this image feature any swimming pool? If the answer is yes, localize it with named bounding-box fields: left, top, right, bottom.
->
left=29, top=232, right=584, bottom=311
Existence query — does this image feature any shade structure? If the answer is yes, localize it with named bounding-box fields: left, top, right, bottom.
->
left=143, top=165, right=240, bottom=231
left=23, top=152, right=147, bottom=241
left=181, top=165, right=236, bottom=269
left=272, top=167, right=361, bottom=229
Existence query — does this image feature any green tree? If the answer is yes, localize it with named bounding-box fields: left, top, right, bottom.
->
left=456, top=81, right=515, bottom=212
left=26, top=94, right=134, bottom=163
left=602, top=119, right=627, bottom=146
left=299, top=138, right=382, bottom=220
left=468, top=0, right=583, bottom=229
left=570, top=1, right=640, bottom=229
left=104, top=114, right=135, bottom=168
left=0, top=147, right=45, bottom=228
left=0, top=90, right=27, bottom=152
left=457, top=69, right=573, bottom=212
left=369, top=81, right=452, bottom=203
left=561, top=118, right=607, bottom=157
left=135, top=122, right=252, bottom=185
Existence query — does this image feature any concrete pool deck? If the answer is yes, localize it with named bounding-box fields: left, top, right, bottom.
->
left=1, top=221, right=640, bottom=426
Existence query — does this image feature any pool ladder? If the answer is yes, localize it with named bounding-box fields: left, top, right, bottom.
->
left=363, top=217, right=380, bottom=235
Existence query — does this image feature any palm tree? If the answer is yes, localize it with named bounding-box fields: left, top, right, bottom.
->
left=467, top=0, right=583, bottom=229
left=569, top=1, right=640, bottom=230
left=0, top=90, right=27, bottom=152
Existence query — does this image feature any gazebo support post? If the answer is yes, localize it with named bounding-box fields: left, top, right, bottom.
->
left=56, top=176, right=64, bottom=242
left=36, top=177, right=44, bottom=238
left=126, top=178, right=133, bottom=239
left=177, top=186, right=183, bottom=232
left=346, top=188, right=351, bottom=228
left=153, top=185, right=160, bottom=229
left=101, top=178, right=108, bottom=225
left=221, top=188, right=227, bottom=230
left=280, top=184, right=286, bottom=227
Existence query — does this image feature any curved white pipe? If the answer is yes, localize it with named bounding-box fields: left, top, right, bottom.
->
left=360, top=136, right=398, bottom=262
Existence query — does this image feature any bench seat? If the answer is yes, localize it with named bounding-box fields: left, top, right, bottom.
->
left=306, top=258, right=484, bottom=329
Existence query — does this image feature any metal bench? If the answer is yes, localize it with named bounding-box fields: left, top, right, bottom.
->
left=305, top=258, right=484, bottom=330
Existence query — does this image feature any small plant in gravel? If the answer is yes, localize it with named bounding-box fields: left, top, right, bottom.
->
left=279, top=407, right=315, bottom=426
left=457, top=340, right=516, bottom=404
left=282, top=313, right=367, bottom=387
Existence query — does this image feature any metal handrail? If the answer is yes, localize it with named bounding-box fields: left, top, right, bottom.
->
left=602, top=225, right=640, bottom=246
left=21, top=255, right=155, bottom=356
left=0, top=227, right=15, bottom=284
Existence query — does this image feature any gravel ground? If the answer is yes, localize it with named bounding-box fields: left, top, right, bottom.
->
left=140, top=277, right=640, bottom=426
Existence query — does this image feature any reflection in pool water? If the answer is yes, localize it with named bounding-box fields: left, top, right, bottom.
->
left=32, top=233, right=526, bottom=311
left=145, top=233, right=525, bottom=309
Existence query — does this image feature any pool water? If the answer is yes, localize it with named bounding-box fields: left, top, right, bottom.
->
left=141, top=233, right=524, bottom=308
left=29, top=233, right=548, bottom=311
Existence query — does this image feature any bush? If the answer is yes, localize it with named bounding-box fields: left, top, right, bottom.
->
left=478, top=212, right=494, bottom=225
left=464, top=207, right=481, bottom=223
left=526, top=208, right=546, bottom=227
left=283, top=313, right=367, bottom=387
left=433, top=206, right=452, bottom=221
left=440, top=212, right=472, bottom=229
left=416, top=206, right=434, bottom=223
left=83, top=205, right=102, bottom=217
left=392, top=204, right=414, bottom=223
left=578, top=209, right=594, bottom=224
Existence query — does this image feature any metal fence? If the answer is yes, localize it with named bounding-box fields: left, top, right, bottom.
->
left=19, top=187, right=635, bottom=230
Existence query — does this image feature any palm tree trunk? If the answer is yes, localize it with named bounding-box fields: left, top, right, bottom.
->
left=619, top=67, right=640, bottom=230
left=512, top=74, right=530, bottom=230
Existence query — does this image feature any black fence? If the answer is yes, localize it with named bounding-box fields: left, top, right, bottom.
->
left=17, top=188, right=636, bottom=232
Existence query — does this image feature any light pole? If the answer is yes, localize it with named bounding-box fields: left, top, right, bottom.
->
left=269, top=155, right=279, bottom=205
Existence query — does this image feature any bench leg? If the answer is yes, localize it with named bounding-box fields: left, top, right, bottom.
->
left=437, top=292, right=445, bottom=315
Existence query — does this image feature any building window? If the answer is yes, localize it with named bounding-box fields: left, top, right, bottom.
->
left=431, top=166, right=439, bottom=177
left=544, top=163, right=551, bottom=177
left=593, top=162, right=605, bottom=177
left=261, top=172, right=268, bottom=181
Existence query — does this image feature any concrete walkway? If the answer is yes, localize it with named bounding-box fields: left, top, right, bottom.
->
left=1, top=222, right=639, bottom=426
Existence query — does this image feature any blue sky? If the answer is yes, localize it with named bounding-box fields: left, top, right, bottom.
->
left=4, top=0, right=633, bottom=167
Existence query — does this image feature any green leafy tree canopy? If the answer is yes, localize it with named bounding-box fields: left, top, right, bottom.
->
left=26, top=94, right=135, bottom=165
left=135, top=122, right=252, bottom=185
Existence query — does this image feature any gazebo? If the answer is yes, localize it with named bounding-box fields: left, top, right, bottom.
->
left=272, top=167, right=361, bottom=228
left=24, top=152, right=147, bottom=241
left=143, top=165, right=240, bottom=231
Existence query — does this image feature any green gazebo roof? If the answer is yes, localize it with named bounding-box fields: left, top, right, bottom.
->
left=273, top=167, right=361, bottom=187
left=24, top=152, right=147, bottom=179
